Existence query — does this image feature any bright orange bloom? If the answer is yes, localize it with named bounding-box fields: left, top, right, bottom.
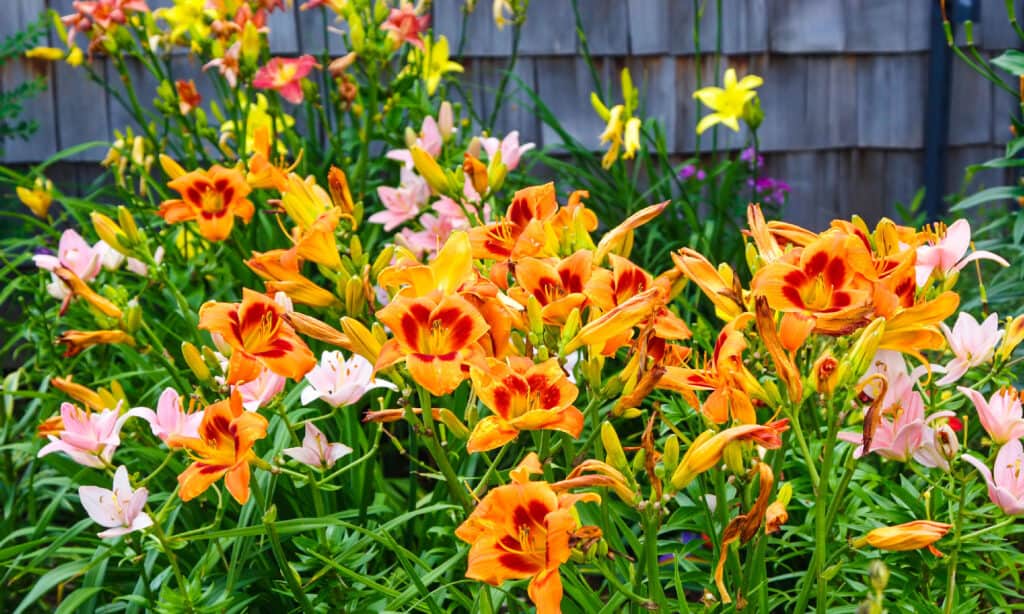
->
left=247, top=125, right=300, bottom=191
left=375, top=294, right=489, bottom=396
left=852, top=520, right=952, bottom=557
left=199, top=288, right=317, bottom=384
left=468, top=183, right=558, bottom=260
left=671, top=248, right=745, bottom=321
left=247, top=250, right=341, bottom=308
left=593, top=201, right=667, bottom=263
left=467, top=357, right=584, bottom=452
left=158, top=165, right=254, bottom=242
left=455, top=454, right=600, bottom=614
left=658, top=314, right=763, bottom=424
left=587, top=255, right=691, bottom=353
left=751, top=229, right=876, bottom=336
left=169, top=390, right=269, bottom=504
left=508, top=250, right=595, bottom=324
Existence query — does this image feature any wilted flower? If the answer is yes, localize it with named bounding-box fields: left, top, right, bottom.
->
left=79, top=465, right=153, bottom=538
left=282, top=422, right=352, bottom=469
left=301, top=352, right=397, bottom=407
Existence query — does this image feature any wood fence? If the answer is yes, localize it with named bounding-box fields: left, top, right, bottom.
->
left=1, top=0, right=1020, bottom=228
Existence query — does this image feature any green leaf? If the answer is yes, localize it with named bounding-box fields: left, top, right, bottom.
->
left=1007, top=135, right=1024, bottom=158
left=950, top=186, right=1024, bottom=212
left=992, top=49, right=1024, bottom=75
left=54, top=587, right=105, bottom=614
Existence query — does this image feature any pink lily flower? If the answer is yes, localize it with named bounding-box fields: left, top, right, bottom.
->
left=481, top=130, right=536, bottom=171
left=38, top=402, right=133, bottom=468
left=72, top=0, right=149, bottom=30
left=915, top=219, right=1009, bottom=287
left=859, top=350, right=925, bottom=408
left=381, top=3, right=430, bottom=50
left=79, top=465, right=153, bottom=538
left=962, top=439, right=1024, bottom=515
left=839, top=387, right=955, bottom=468
left=33, top=229, right=101, bottom=282
left=395, top=211, right=463, bottom=258
left=936, top=312, right=1002, bottom=386
left=301, top=352, right=397, bottom=408
left=959, top=386, right=1024, bottom=444
left=253, top=55, right=318, bottom=104
left=283, top=422, right=352, bottom=469
left=369, top=171, right=430, bottom=231
left=234, top=368, right=287, bottom=412
left=386, top=116, right=443, bottom=168
left=132, top=388, right=203, bottom=445
left=204, top=42, right=241, bottom=88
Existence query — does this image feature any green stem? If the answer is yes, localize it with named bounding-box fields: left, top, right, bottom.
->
left=642, top=507, right=666, bottom=607
left=252, top=479, right=316, bottom=614
left=942, top=471, right=969, bottom=614
left=416, top=388, right=474, bottom=512
left=354, top=64, right=378, bottom=203
left=148, top=513, right=195, bottom=613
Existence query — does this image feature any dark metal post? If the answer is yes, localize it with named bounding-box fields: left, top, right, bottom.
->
left=923, top=2, right=955, bottom=223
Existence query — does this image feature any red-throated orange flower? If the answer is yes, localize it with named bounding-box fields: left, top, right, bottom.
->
left=375, top=294, right=489, bottom=396
left=253, top=55, right=317, bottom=104
left=468, top=183, right=558, bottom=260
left=175, top=79, right=201, bottom=114
left=199, top=288, right=317, bottom=384
left=852, top=520, right=952, bottom=557
left=751, top=229, right=876, bottom=338
left=508, top=251, right=596, bottom=325
left=169, top=390, right=268, bottom=504
left=467, top=357, right=584, bottom=453
left=455, top=454, right=600, bottom=614
left=247, top=250, right=341, bottom=308
left=658, top=314, right=764, bottom=424
left=158, top=165, right=254, bottom=242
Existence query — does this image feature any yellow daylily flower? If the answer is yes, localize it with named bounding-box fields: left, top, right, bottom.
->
left=156, top=0, right=213, bottom=50
left=16, top=177, right=54, bottom=218
left=693, top=68, right=763, bottom=134
left=416, top=35, right=463, bottom=95
left=220, top=94, right=295, bottom=155
left=592, top=68, right=644, bottom=169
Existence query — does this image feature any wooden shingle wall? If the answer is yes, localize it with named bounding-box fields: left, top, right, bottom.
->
left=3, top=0, right=1020, bottom=227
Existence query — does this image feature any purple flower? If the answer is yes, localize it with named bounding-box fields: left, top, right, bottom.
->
left=678, top=164, right=706, bottom=181
left=740, top=146, right=764, bottom=169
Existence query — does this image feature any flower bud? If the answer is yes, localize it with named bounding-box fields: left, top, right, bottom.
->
left=340, top=316, right=381, bottom=364
left=662, top=435, right=680, bottom=474
left=868, top=559, right=890, bottom=592
left=91, top=212, right=132, bottom=257
left=722, top=441, right=745, bottom=476
left=122, top=299, right=142, bottom=333
left=438, top=408, right=470, bottom=439
left=438, top=101, right=454, bottom=141
left=998, top=314, right=1024, bottom=362
left=742, top=95, right=764, bottom=131
left=463, top=153, right=489, bottom=195
left=410, top=146, right=448, bottom=194
left=837, top=318, right=885, bottom=388
left=328, top=52, right=358, bottom=78
left=182, top=342, right=212, bottom=382
left=813, top=352, right=840, bottom=396
left=601, top=422, right=629, bottom=474
left=117, top=205, right=143, bottom=246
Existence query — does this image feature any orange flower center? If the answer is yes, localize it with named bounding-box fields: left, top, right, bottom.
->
left=242, top=309, right=282, bottom=354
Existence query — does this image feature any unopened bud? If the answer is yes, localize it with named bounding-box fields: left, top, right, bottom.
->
left=722, top=441, right=745, bottom=476
left=868, top=559, right=890, bottom=592
left=601, top=422, right=629, bottom=473
left=182, top=342, right=212, bottom=381
left=662, top=435, right=680, bottom=473
left=438, top=101, right=454, bottom=141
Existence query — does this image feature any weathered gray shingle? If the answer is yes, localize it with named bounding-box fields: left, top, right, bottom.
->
left=578, top=0, right=630, bottom=56
left=628, top=0, right=670, bottom=55
left=2, top=58, right=57, bottom=163
left=433, top=0, right=512, bottom=58
left=668, top=0, right=768, bottom=55
left=856, top=53, right=927, bottom=148
left=519, top=0, right=576, bottom=55
left=949, top=57, right=994, bottom=146
left=769, top=0, right=846, bottom=53
left=54, top=61, right=110, bottom=162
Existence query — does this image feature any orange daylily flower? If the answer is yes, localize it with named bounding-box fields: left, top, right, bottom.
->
left=247, top=125, right=300, bottom=191
left=588, top=255, right=691, bottom=354
left=744, top=203, right=817, bottom=265
left=593, top=201, right=667, bottom=263
left=247, top=250, right=341, bottom=308
left=751, top=229, right=876, bottom=336
left=562, top=285, right=667, bottom=354
left=169, top=390, right=269, bottom=504
left=852, top=520, right=952, bottom=557
left=375, top=294, right=489, bottom=396
left=158, top=165, right=255, bottom=242
left=467, top=357, right=585, bottom=453
left=671, top=248, right=745, bottom=321
left=198, top=288, right=317, bottom=384
left=293, top=206, right=343, bottom=270
left=469, top=183, right=558, bottom=260
left=508, top=250, right=596, bottom=325
left=658, top=313, right=764, bottom=424
left=455, top=454, right=600, bottom=614
left=877, top=291, right=960, bottom=361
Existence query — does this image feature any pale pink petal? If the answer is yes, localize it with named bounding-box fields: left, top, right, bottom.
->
left=79, top=485, right=121, bottom=528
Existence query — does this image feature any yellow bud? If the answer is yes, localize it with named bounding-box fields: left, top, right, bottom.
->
left=371, top=245, right=396, bottom=279
left=662, top=435, right=680, bottom=473
left=601, top=422, right=629, bottom=473
left=437, top=409, right=470, bottom=439
left=182, top=342, right=212, bottom=381
left=526, top=295, right=544, bottom=336
left=344, top=276, right=365, bottom=315
left=117, top=206, right=143, bottom=246
left=559, top=308, right=581, bottom=352
left=630, top=447, right=647, bottom=475
left=25, top=47, right=65, bottom=61
left=90, top=212, right=132, bottom=256
left=340, top=317, right=381, bottom=364
left=159, top=154, right=187, bottom=180
left=410, top=145, right=448, bottom=194
left=722, top=441, right=745, bottom=476
left=66, top=46, right=83, bottom=66
left=837, top=318, right=885, bottom=388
